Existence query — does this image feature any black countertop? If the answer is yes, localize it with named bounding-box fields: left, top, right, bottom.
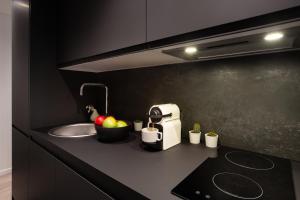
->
left=30, top=130, right=300, bottom=200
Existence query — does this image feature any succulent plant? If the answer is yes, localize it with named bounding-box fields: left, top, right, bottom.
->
left=191, top=122, right=201, bottom=133
left=207, top=131, right=218, bottom=137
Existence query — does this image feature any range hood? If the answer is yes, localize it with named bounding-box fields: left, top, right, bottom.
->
left=61, top=21, right=300, bottom=73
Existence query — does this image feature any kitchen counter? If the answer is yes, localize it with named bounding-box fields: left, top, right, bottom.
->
left=31, top=130, right=300, bottom=200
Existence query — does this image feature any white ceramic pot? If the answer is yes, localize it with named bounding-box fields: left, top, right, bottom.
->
left=189, top=131, right=201, bottom=144
left=205, top=133, right=219, bottom=148
left=133, top=121, right=143, bottom=132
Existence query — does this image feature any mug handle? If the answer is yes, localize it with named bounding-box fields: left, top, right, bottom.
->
left=157, top=132, right=163, bottom=141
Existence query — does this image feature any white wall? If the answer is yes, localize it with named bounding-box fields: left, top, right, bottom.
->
left=0, top=0, right=11, bottom=15
left=0, top=5, right=12, bottom=175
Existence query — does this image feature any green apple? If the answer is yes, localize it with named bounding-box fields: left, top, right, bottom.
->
left=103, top=116, right=117, bottom=128
left=116, top=120, right=128, bottom=127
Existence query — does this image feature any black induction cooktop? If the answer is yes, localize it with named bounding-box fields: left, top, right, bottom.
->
left=172, top=146, right=295, bottom=200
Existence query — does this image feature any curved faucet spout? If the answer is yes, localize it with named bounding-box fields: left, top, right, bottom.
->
left=80, top=83, right=108, bottom=115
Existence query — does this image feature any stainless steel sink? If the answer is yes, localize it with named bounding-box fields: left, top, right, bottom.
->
left=48, top=123, right=96, bottom=138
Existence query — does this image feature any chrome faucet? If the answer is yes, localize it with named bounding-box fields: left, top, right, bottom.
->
left=80, top=83, right=108, bottom=115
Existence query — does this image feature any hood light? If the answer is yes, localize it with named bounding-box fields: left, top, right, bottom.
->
left=264, top=32, right=284, bottom=41
left=184, top=47, right=198, bottom=54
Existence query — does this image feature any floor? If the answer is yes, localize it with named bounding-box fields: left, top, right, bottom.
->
left=0, top=173, right=11, bottom=200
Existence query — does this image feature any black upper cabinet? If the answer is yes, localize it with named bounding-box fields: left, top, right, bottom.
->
left=12, top=128, right=30, bottom=200
left=56, top=0, right=300, bottom=65
left=147, top=0, right=300, bottom=41
left=57, top=0, right=147, bottom=64
left=12, top=0, right=30, bottom=132
left=28, top=141, right=56, bottom=200
left=55, top=157, right=113, bottom=200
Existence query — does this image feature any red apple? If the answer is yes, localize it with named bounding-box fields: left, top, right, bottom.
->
left=95, top=115, right=106, bottom=126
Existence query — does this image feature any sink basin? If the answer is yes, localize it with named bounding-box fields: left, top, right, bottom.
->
left=48, top=123, right=96, bottom=138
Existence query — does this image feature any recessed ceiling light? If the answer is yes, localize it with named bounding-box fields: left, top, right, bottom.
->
left=264, top=32, right=284, bottom=41
left=184, top=47, right=198, bottom=54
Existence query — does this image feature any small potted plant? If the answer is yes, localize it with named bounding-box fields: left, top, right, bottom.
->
left=189, top=122, right=201, bottom=144
left=205, top=131, right=218, bottom=148
left=133, top=120, right=143, bottom=132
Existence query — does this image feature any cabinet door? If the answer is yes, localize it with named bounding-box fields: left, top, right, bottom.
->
left=28, top=141, right=56, bottom=200
left=12, top=0, right=30, bottom=131
left=57, top=0, right=146, bottom=64
left=12, top=128, right=30, bottom=200
left=55, top=160, right=113, bottom=200
left=147, top=0, right=300, bottom=41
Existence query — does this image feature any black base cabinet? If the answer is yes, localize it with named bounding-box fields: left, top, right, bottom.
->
left=17, top=138, right=114, bottom=200
left=28, top=142, right=56, bottom=200
left=12, top=128, right=30, bottom=200
left=55, top=158, right=113, bottom=200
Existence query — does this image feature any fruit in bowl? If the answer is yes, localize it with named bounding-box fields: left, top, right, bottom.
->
left=102, top=116, right=117, bottom=128
left=95, top=115, right=106, bottom=126
left=116, top=120, right=128, bottom=127
left=94, top=115, right=130, bottom=142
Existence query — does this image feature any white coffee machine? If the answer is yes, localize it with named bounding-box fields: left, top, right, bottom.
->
left=143, top=104, right=181, bottom=150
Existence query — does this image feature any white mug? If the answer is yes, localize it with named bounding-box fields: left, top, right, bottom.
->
left=141, top=127, right=162, bottom=143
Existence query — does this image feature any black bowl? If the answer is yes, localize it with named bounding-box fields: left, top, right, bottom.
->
left=95, top=121, right=131, bottom=142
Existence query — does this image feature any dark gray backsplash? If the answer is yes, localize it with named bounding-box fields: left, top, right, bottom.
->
left=31, top=69, right=98, bottom=129
left=96, top=51, right=300, bottom=161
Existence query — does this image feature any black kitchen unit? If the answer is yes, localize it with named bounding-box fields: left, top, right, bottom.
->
left=57, top=0, right=147, bottom=64
left=12, top=0, right=300, bottom=200
left=56, top=1, right=300, bottom=67
left=12, top=0, right=31, bottom=198
left=172, top=147, right=295, bottom=200
left=28, top=140, right=113, bottom=200
left=12, top=0, right=115, bottom=199
left=12, top=0, right=30, bottom=133
left=147, top=0, right=300, bottom=41
left=12, top=128, right=30, bottom=200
